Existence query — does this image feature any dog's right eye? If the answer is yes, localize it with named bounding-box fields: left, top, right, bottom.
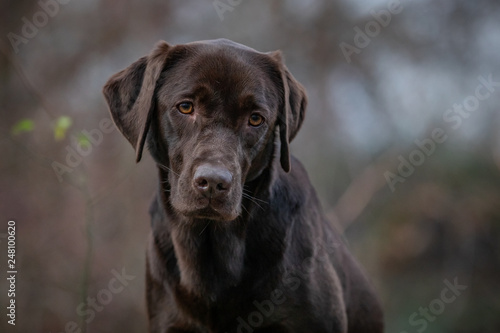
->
left=248, top=113, right=264, bottom=127
left=177, top=102, right=194, bottom=114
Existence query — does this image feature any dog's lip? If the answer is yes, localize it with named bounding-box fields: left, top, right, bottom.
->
left=194, top=197, right=227, bottom=211
left=183, top=197, right=238, bottom=221
left=187, top=207, right=235, bottom=221
left=177, top=195, right=239, bottom=221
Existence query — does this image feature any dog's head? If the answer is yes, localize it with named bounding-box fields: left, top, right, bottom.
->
left=103, top=39, right=306, bottom=222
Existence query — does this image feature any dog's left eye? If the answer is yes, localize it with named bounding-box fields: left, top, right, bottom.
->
left=177, top=102, right=194, bottom=114
left=248, top=113, right=264, bottom=127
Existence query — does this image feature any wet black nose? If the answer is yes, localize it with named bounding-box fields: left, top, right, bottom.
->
left=193, top=164, right=233, bottom=197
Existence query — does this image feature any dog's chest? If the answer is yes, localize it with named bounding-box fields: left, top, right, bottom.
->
left=169, top=227, right=285, bottom=330
left=172, top=266, right=267, bottom=332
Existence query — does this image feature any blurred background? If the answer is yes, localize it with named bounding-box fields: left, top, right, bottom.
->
left=1, top=0, right=499, bottom=332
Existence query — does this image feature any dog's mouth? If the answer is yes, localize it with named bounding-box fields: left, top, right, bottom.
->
left=181, top=197, right=239, bottom=222
left=185, top=206, right=238, bottom=222
left=189, top=207, right=231, bottom=221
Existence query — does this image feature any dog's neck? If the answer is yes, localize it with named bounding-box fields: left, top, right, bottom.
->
left=170, top=217, right=246, bottom=299
left=156, top=167, right=275, bottom=300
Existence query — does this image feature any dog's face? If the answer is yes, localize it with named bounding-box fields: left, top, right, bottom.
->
left=103, top=39, right=306, bottom=222
left=155, top=46, right=283, bottom=221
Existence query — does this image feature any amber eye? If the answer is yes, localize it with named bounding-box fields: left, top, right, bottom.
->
left=248, top=113, right=264, bottom=127
left=177, top=102, right=194, bottom=114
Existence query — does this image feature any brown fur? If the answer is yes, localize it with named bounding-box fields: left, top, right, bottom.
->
left=103, top=39, right=384, bottom=333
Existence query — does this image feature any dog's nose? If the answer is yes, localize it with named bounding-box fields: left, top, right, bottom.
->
left=193, top=164, right=233, bottom=197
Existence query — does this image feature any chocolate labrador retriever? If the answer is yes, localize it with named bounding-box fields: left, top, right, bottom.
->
left=103, top=39, right=383, bottom=333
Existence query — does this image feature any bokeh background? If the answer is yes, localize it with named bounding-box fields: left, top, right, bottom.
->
left=1, top=0, right=500, bottom=332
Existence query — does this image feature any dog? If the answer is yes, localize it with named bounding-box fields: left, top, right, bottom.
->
left=103, top=39, right=384, bottom=333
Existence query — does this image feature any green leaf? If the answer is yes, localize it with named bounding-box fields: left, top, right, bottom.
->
left=77, top=133, right=91, bottom=148
left=54, top=116, right=72, bottom=141
left=11, top=119, right=35, bottom=135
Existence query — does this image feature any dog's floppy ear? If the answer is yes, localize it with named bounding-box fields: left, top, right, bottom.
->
left=269, top=51, right=307, bottom=173
left=103, top=41, right=171, bottom=162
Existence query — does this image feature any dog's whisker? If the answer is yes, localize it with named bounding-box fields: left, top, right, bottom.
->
left=242, top=192, right=267, bottom=204
left=242, top=193, right=261, bottom=207
left=242, top=188, right=268, bottom=204
left=157, top=163, right=179, bottom=176
left=199, top=221, right=211, bottom=236
left=242, top=193, right=265, bottom=211
left=245, top=194, right=268, bottom=205
left=243, top=198, right=265, bottom=210
left=241, top=203, right=250, bottom=215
